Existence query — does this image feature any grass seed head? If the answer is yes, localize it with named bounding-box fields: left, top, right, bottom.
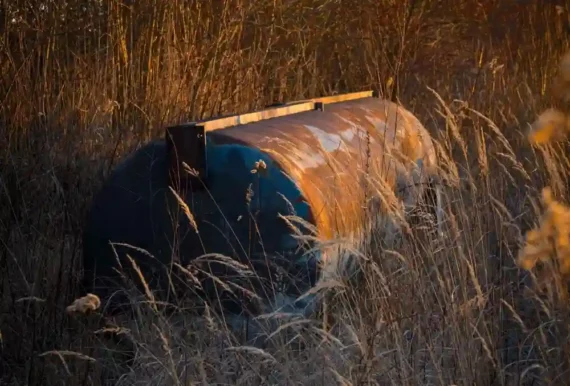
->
left=528, top=108, right=569, bottom=145
left=518, top=187, right=570, bottom=278
left=65, top=293, right=101, bottom=314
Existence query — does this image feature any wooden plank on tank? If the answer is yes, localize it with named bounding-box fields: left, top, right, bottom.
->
left=165, top=123, right=207, bottom=190
left=312, top=90, right=375, bottom=104
left=199, top=101, right=316, bottom=132
left=178, top=90, right=377, bottom=134
left=287, top=90, right=376, bottom=106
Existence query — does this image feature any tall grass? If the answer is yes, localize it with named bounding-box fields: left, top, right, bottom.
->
left=2, top=0, right=570, bottom=385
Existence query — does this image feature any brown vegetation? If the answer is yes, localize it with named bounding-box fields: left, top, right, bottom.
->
left=2, top=0, right=570, bottom=385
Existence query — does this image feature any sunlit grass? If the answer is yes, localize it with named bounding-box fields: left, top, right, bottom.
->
left=2, top=1, right=570, bottom=385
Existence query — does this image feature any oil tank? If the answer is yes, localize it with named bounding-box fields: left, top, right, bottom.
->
left=82, top=91, right=439, bottom=317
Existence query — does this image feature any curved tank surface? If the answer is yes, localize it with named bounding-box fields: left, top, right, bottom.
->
left=82, top=91, right=440, bottom=317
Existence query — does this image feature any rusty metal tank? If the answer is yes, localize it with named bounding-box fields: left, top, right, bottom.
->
left=82, top=91, right=439, bottom=317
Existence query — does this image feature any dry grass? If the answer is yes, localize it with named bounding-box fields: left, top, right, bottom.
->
left=2, top=0, right=570, bottom=385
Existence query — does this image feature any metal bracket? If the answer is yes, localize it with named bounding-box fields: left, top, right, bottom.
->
left=165, top=123, right=207, bottom=192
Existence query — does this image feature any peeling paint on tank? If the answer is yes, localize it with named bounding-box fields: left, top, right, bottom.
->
left=291, top=147, right=327, bottom=170
left=263, top=138, right=328, bottom=171
left=365, top=115, right=398, bottom=143
left=336, top=115, right=377, bottom=143
left=303, top=125, right=347, bottom=153
left=339, top=127, right=356, bottom=142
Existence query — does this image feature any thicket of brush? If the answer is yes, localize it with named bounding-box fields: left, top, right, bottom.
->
left=2, top=0, right=570, bottom=385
